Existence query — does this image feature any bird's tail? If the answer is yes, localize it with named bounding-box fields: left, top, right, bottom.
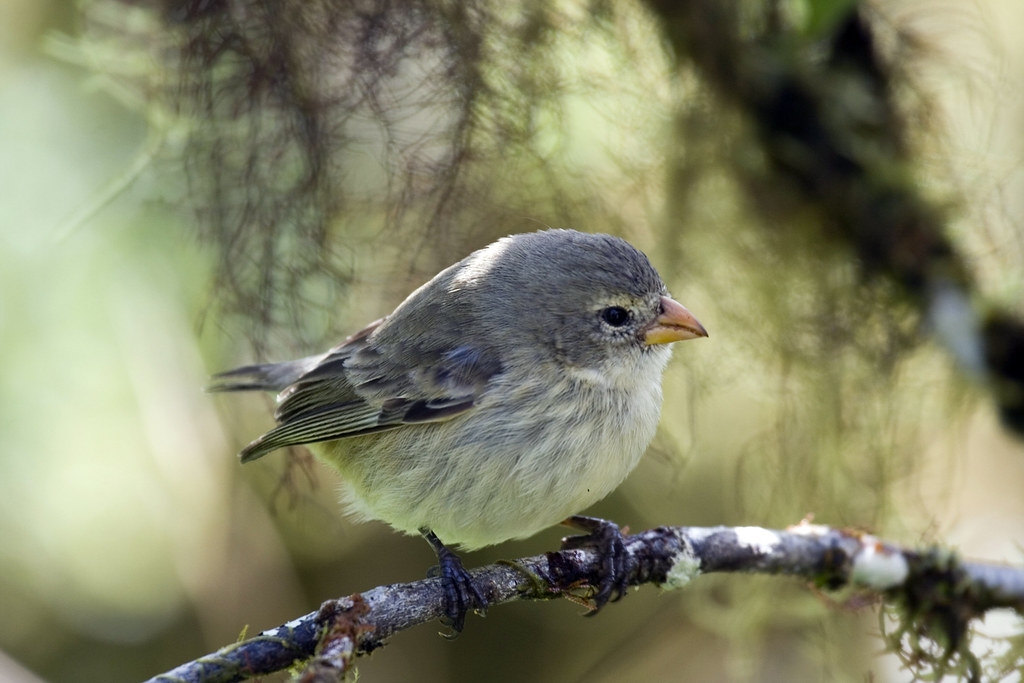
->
left=206, top=355, right=324, bottom=393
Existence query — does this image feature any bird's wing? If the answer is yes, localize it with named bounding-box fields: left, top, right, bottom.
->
left=237, top=320, right=503, bottom=462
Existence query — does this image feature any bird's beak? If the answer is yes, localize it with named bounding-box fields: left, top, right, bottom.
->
left=644, top=296, right=708, bottom=345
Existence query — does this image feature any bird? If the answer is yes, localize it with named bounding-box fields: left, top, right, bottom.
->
left=209, top=229, right=707, bottom=631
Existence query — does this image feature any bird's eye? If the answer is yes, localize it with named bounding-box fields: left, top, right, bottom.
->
left=600, top=306, right=630, bottom=327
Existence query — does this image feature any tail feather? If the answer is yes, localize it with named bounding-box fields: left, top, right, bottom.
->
left=207, top=355, right=324, bottom=393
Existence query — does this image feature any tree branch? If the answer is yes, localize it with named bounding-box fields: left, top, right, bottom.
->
left=145, top=523, right=1024, bottom=683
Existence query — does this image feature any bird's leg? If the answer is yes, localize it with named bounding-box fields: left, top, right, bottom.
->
left=560, top=515, right=633, bottom=613
left=420, top=528, right=487, bottom=635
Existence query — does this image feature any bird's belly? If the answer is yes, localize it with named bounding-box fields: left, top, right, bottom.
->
left=314, top=377, right=663, bottom=549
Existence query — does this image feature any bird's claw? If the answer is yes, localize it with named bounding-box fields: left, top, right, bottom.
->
left=421, top=528, right=487, bottom=636
left=561, top=515, right=633, bottom=613
left=433, top=545, right=487, bottom=636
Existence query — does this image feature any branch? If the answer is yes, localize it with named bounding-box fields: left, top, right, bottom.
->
left=145, top=523, right=1024, bottom=683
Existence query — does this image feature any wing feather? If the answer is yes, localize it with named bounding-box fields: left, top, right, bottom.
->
left=233, top=334, right=502, bottom=461
left=239, top=402, right=391, bottom=462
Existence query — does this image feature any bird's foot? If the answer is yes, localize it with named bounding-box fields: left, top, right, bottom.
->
left=560, top=515, right=633, bottom=614
left=421, top=529, right=487, bottom=636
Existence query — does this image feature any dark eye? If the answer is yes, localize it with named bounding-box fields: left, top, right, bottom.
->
left=600, top=306, right=630, bottom=327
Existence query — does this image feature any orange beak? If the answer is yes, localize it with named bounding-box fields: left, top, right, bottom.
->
left=644, top=296, right=708, bottom=345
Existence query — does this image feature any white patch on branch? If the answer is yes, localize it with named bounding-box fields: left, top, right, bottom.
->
left=851, top=536, right=909, bottom=589
left=735, top=526, right=781, bottom=555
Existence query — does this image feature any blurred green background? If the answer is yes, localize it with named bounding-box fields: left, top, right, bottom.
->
left=1, top=1, right=1023, bottom=682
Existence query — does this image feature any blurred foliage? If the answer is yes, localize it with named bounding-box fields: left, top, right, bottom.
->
left=879, top=547, right=1018, bottom=683
left=2, top=0, right=1023, bottom=682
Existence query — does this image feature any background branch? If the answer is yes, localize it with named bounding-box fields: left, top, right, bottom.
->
left=146, top=523, right=1024, bottom=683
left=645, top=0, right=1024, bottom=433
